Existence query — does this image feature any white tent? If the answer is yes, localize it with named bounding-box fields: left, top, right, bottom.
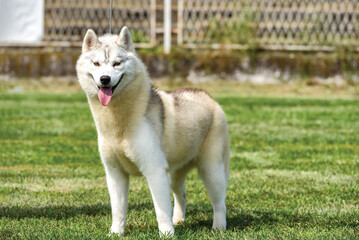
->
left=0, top=0, right=44, bottom=43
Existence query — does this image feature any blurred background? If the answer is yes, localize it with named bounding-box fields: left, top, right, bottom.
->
left=0, top=0, right=359, bottom=88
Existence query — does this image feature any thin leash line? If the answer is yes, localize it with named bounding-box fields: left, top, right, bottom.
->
left=109, top=0, right=113, bottom=34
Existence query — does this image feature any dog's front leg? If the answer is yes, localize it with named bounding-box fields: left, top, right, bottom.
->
left=103, top=161, right=129, bottom=236
left=132, top=121, right=174, bottom=236
left=145, top=168, right=174, bottom=236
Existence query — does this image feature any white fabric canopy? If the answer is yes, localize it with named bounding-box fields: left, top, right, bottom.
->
left=0, top=0, right=44, bottom=43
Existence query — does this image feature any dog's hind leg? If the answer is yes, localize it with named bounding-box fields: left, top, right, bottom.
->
left=170, top=164, right=193, bottom=224
left=198, top=162, right=227, bottom=230
left=198, top=125, right=230, bottom=230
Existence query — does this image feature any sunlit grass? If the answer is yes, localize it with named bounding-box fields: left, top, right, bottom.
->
left=0, top=90, right=358, bottom=239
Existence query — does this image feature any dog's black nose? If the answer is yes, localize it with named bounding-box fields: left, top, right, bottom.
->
left=100, top=75, right=111, bottom=85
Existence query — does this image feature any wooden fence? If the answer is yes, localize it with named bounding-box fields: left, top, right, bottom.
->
left=39, top=0, right=359, bottom=51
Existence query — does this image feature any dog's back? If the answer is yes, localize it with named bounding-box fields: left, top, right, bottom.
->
left=144, top=87, right=230, bottom=181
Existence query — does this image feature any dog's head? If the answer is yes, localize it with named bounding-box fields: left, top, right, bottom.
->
left=76, top=26, right=138, bottom=106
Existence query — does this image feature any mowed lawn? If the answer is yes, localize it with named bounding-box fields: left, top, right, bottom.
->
left=0, top=90, right=358, bottom=239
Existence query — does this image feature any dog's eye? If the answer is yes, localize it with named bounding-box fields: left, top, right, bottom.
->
left=113, top=62, right=121, bottom=67
left=93, top=62, right=100, bottom=67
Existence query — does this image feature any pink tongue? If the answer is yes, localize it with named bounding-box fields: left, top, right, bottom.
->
left=98, top=87, right=112, bottom=106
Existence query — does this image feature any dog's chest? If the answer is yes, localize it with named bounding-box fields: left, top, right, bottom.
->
left=117, top=153, right=142, bottom=176
left=100, top=138, right=143, bottom=176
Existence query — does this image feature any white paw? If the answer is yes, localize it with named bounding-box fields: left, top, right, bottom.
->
left=212, top=221, right=226, bottom=230
left=159, top=224, right=174, bottom=238
left=172, top=217, right=185, bottom=225
left=213, top=210, right=226, bottom=230
left=110, top=225, right=125, bottom=236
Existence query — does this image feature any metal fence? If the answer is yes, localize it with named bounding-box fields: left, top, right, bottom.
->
left=178, top=0, right=359, bottom=50
left=43, top=0, right=359, bottom=51
left=44, top=0, right=156, bottom=47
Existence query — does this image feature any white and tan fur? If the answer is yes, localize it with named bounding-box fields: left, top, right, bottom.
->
left=76, top=26, right=230, bottom=236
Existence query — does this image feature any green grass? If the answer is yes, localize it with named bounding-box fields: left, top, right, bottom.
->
left=0, top=91, right=358, bottom=239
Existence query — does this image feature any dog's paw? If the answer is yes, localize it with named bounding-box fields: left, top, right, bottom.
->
left=109, top=225, right=125, bottom=236
left=212, top=222, right=226, bottom=231
left=172, top=217, right=185, bottom=225
left=159, top=224, right=174, bottom=238
left=159, top=230, right=175, bottom=239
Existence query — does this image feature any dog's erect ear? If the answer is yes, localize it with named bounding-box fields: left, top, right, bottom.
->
left=82, top=29, right=100, bottom=53
left=116, top=26, right=135, bottom=53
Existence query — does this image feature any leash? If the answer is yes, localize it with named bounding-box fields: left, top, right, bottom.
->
left=109, top=0, right=113, bottom=34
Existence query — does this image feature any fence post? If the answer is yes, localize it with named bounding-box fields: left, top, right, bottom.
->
left=150, top=0, right=156, bottom=46
left=164, top=0, right=171, bottom=54
left=177, top=0, right=183, bottom=45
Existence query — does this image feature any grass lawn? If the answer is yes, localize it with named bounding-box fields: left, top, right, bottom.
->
left=0, top=82, right=358, bottom=239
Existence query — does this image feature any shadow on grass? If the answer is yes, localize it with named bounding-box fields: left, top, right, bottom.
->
left=2, top=203, right=356, bottom=231
left=183, top=210, right=278, bottom=231
left=0, top=202, right=153, bottom=220
left=180, top=208, right=357, bottom=231
left=227, top=210, right=278, bottom=230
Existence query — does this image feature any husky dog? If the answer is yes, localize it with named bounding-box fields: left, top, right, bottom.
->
left=76, top=26, right=230, bottom=236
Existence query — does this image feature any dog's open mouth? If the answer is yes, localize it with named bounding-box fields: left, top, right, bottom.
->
left=98, top=75, right=124, bottom=106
